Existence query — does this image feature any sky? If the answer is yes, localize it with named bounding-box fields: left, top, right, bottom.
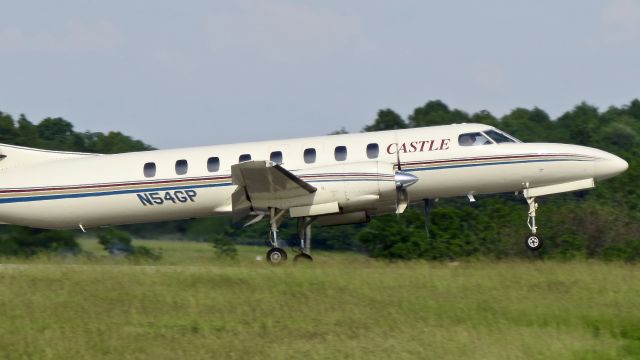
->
left=0, top=0, right=639, bottom=149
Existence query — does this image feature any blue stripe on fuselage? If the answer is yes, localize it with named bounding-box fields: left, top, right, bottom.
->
left=0, top=158, right=586, bottom=204
left=0, top=182, right=232, bottom=204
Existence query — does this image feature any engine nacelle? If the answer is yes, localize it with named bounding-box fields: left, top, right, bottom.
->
left=293, top=161, right=398, bottom=215
left=317, top=211, right=369, bottom=226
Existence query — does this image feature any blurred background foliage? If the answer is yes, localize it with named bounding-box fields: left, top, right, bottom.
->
left=0, top=99, right=638, bottom=260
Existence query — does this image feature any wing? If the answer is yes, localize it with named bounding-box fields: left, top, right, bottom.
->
left=230, top=161, right=317, bottom=222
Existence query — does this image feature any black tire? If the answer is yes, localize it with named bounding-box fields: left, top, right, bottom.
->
left=525, top=235, right=543, bottom=251
left=293, top=253, right=313, bottom=263
left=266, top=247, right=287, bottom=264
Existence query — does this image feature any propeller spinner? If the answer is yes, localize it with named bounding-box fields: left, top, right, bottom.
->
left=393, top=143, right=419, bottom=214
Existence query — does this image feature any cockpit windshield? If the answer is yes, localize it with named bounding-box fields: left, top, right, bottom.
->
left=458, top=128, right=519, bottom=147
left=484, top=129, right=516, bottom=143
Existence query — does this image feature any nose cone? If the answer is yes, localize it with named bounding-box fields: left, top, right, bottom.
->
left=596, top=152, right=629, bottom=180
left=395, top=171, right=419, bottom=188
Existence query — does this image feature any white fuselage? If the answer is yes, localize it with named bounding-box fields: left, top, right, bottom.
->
left=0, top=124, right=628, bottom=230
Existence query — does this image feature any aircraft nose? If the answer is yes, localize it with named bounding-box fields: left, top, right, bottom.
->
left=596, top=152, right=628, bottom=180
left=610, top=154, right=629, bottom=174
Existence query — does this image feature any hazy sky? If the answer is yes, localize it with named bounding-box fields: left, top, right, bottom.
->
left=1, top=0, right=639, bottom=148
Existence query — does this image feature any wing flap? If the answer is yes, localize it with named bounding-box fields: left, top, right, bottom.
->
left=231, top=161, right=316, bottom=199
left=230, top=161, right=317, bottom=221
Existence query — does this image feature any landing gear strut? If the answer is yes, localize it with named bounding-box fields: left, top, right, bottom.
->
left=525, top=197, right=543, bottom=251
left=266, top=208, right=288, bottom=264
left=294, top=217, right=315, bottom=262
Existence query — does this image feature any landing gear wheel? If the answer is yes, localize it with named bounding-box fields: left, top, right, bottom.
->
left=293, top=253, right=313, bottom=263
left=525, top=235, right=543, bottom=251
left=266, top=247, right=287, bottom=264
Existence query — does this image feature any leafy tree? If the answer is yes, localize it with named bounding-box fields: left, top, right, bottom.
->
left=97, top=227, right=160, bottom=260
left=556, top=102, right=600, bottom=145
left=16, top=115, right=40, bottom=147
left=358, top=210, right=428, bottom=259
left=0, top=112, right=17, bottom=143
left=0, top=227, right=78, bottom=256
left=37, top=117, right=75, bottom=149
left=97, top=227, right=134, bottom=254
left=364, top=109, right=406, bottom=131
left=500, top=107, right=554, bottom=142
left=408, top=100, right=470, bottom=127
left=186, top=217, right=233, bottom=241
left=329, top=127, right=349, bottom=135
left=83, top=131, right=153, bottom=154
left=600, top=121, right=639, bottom=150
left=308, top=223, right=366, bottom=251
left=626, top=99, right=640, bottom=120
left=210, top=233, right=238, bottom=259
left=470, top=110, right=499, bottom=127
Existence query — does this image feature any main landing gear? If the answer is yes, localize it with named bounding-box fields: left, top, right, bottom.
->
left=525, top=197, right=543, bottom=251
left=293, top=217, right=315, bottom=263
left=265, top=208, right=314, bottom=265
left=266, top=208, right=287, bottom=264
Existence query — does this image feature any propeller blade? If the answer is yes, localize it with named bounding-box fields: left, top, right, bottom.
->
left=394, top=172, right=418, bottom=214
left=396, top=188, right=409, bottom=214
left=395, top=143, right=402, bottom=171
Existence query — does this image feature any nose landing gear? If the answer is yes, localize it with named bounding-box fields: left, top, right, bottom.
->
left=525, top=197, right=543, bottom=251
left=525, top=234, right=542, bottom=251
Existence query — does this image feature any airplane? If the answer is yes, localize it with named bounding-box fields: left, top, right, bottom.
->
left=0, top=123, right=628, bottom=263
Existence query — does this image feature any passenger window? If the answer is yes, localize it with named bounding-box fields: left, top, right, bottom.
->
left=175, top=159, right=188, bottom=175
left=366, top=143, right=379, bottom=159
left=239, top=154, right=251, bottom=163
left=207, top=157, right=220, bottom=172
left=335, top=146, right=347, bottom=161
left=304, top=148, right=316, bottom=164
left=143, top=162, right=156, bottom=178
left=270, top=151, right=283, bottom=165
left=458, top=132, right=492, bottom=147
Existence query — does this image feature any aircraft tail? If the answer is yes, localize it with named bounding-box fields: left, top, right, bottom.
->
left=0, top=143, right=97, bottom=171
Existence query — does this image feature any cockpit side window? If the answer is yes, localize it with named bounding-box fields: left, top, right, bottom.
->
left=484, top=129, right=516, bottom=144
left=458, top=132, right=492, bottom=146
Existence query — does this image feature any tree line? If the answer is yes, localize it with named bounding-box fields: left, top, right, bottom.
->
left=0, top=100, right=638, bottom=260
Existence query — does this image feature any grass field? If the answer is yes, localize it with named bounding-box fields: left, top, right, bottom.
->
left=1, top=240, right=640, bottom=359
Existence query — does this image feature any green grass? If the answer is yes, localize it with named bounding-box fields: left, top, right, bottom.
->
left=1, top=240, right=639, bottom=359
